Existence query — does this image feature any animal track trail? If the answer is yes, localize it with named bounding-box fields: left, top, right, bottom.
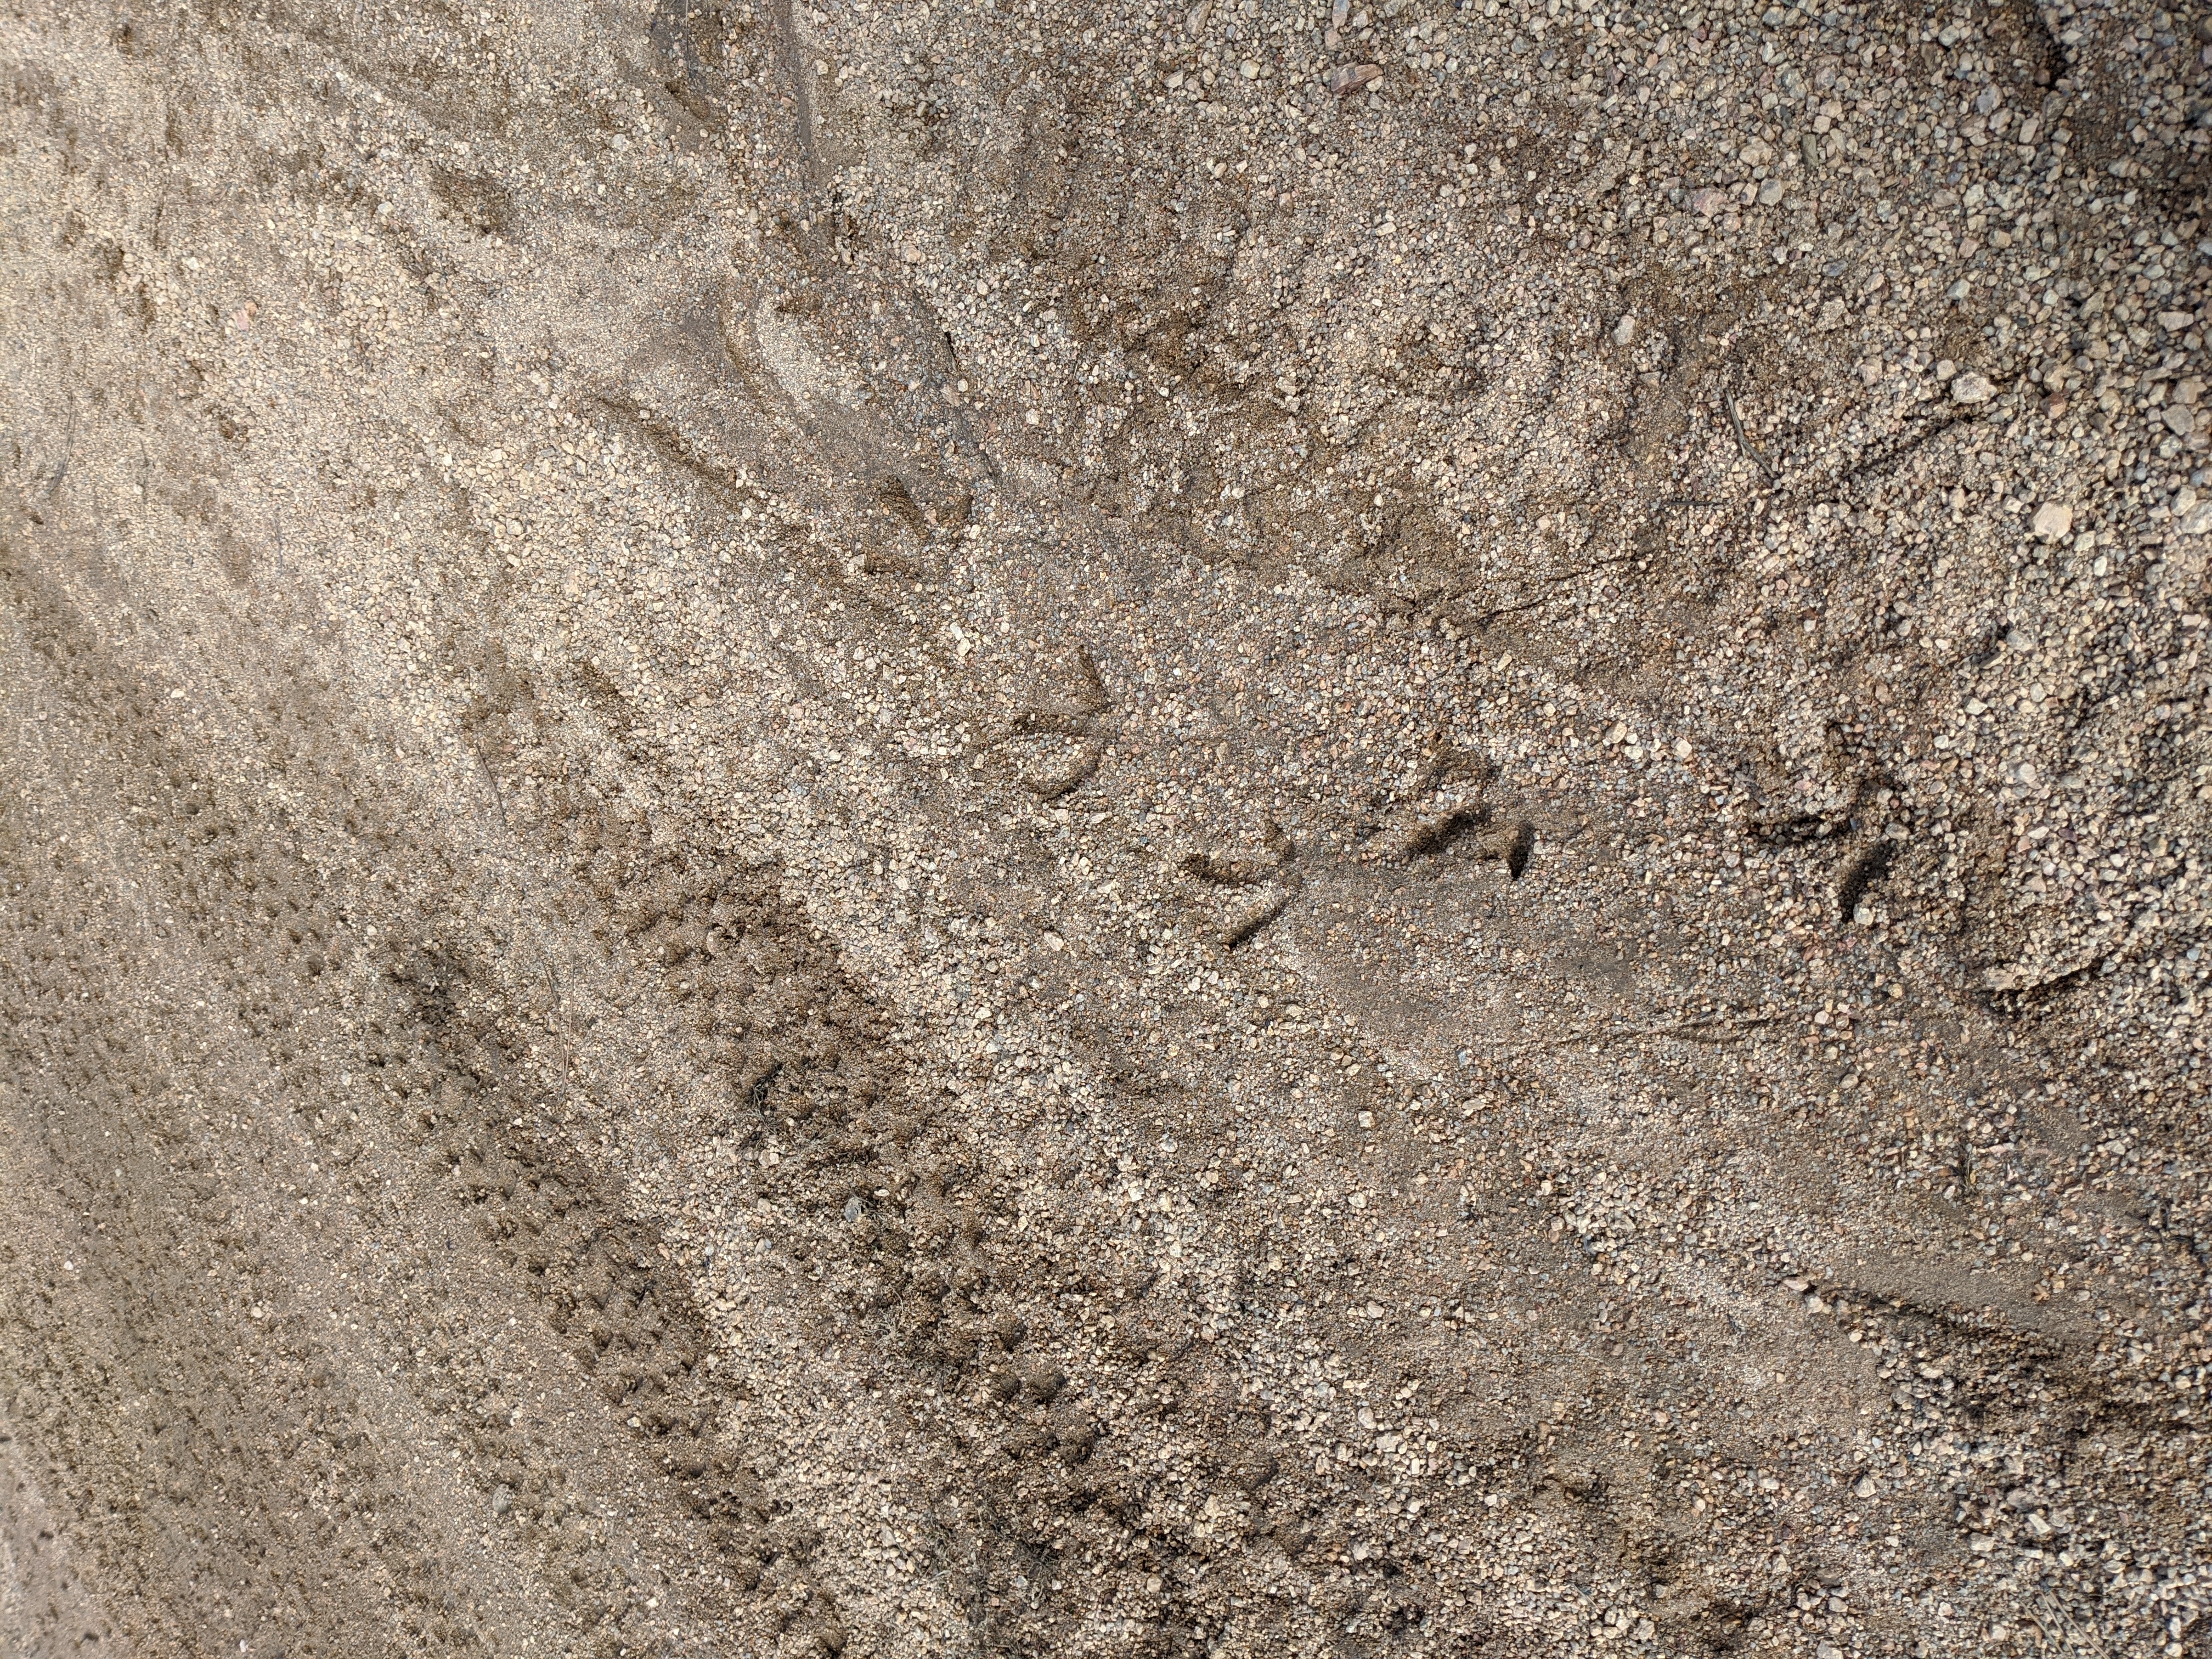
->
left=8, top=0, right=2212, bottom=1652
left=996, top=644, right=1117, bottom=800
left=1362, top=746, right=1536, bottom=879
left=1180, top=820, right=1301, bottom=946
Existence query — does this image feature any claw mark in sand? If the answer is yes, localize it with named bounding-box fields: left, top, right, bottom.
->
left=1182, top=821, right=1300, bottom=946
left=998, top=645, right=1115, bottom=798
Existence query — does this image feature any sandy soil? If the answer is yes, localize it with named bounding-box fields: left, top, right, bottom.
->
left=4, top=1, right=2211, bottom=1655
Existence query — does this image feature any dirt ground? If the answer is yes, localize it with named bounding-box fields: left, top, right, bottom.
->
left=3, top=1, right=2211, bottom=1655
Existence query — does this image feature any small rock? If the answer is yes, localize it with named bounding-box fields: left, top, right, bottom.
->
left=2164, top=404, right=2196, bottom=437
left=491, top=1485, right=513, bottom=1515
left=1612, top=314, right=1636, bottom=347
left=1688, top=187, right=1725, bottom=217
left=1949, top=371, right=1994, bottom=404
left=1852, top=1475, right=1877, bottom=1499
left=1757, top=179, right=1785, bottom=206
left=1327, top=63, right=1382, bottom=95
left=2159, top=309, right=2196, bottom=331
left=2031, top=502, right=2074, bottom=542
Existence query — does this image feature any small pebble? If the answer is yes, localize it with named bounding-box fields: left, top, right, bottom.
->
left=2032, top=502, right=2074, bottom=542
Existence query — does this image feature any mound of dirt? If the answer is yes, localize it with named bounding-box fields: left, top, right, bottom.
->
left=3, top=1, right=2209, bottom=1655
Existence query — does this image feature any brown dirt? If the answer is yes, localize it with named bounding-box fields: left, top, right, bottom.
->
left=4, top=2, right=2211, bottom=1657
